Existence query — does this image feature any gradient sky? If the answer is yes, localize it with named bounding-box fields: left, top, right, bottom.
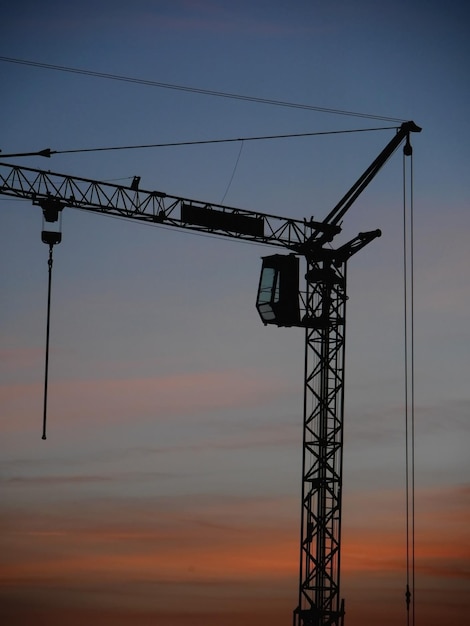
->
left=1, top=1, right=469, bottom=625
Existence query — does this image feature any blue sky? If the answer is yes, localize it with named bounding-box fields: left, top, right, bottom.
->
left=1, top=2, right=469, bottom=625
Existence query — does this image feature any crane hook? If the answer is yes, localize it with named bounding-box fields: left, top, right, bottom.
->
left=405, top=583, right=411, bottom=610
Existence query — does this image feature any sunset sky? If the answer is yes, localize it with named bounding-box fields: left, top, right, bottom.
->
left=1, top=1, right=469, bottom=625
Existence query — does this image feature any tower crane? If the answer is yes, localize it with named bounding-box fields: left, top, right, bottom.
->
left=0, top=120, right=421, bottom=625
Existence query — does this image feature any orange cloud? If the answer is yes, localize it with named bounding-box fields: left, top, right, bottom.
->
left=0, top=492, right=297, bottom=624
left=340, top=484, right=470, bottom=625
left=342, top=483, right=470, bottom=582
left=2, top=481, right=468, bottom=626
left=0, top=493, right=298, bottom=589
left=0, top=602, right=294, bottom=626
left=0, top=367, right=293, bottom=432
left=0, top=347, right=44, bottom=369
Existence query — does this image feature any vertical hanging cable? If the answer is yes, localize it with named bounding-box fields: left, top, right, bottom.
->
left=42, top=242, right=55, bottom=440
left=402, top=137, right=416, bottom=626
left=40, top=226, right=62, bottom=440
left=40, top=200, right=63, bottom=440
left=403, top=150, right=410, bottom=624
left=410, top=150, right=416, bottom=626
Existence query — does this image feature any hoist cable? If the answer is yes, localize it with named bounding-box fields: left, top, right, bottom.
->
left=403, top=144, right=416, bottom=626
left=0, top=56, right=407, bottom=122
left=410, top=151, right=416, bottom=626
left=403, top=151, right=410, bottom=625
left=42, top=244, right=54, bottom=440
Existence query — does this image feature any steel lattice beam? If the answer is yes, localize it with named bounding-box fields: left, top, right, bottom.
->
left=0, top=162, right=337, bottom=250
left=294, top=259, right=347, bottom=626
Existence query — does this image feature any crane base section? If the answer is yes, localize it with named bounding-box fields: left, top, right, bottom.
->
left=293, top=600, right=345, bottom=626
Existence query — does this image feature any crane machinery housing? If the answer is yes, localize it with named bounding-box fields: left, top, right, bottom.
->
left=0, top=120, right=421, bottom=626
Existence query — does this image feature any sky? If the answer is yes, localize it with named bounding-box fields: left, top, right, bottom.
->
left=0, top=1, right=469, bottom=625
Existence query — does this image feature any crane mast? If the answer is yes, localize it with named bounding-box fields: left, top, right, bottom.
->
left=292, top=120, right=421, bottom=625
left=0, top=121, right=420, bottom=625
